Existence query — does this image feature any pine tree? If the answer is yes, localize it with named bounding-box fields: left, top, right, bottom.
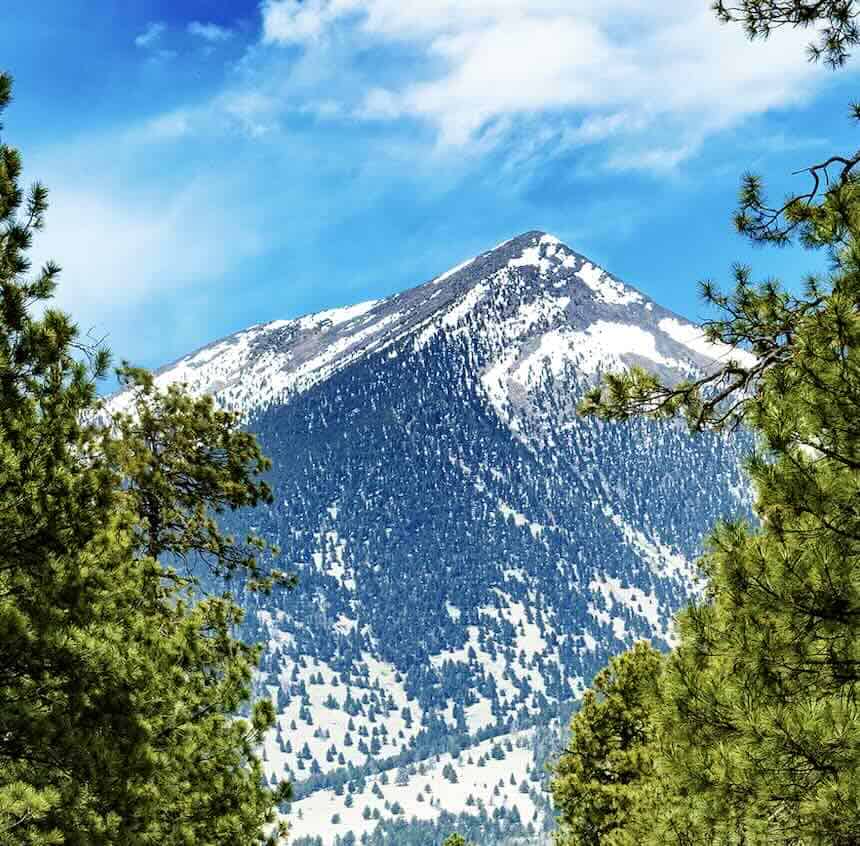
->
left=106, top=363, right=294, bottom=593
left=555, top=7, right=860, bottom=844
left=550, top=642, right=664, bottom=846
left=576, top=38, right=860, bottom=846
left=713, top=1, right=860, bottom=67
left=0, top=73, right=290, bottom=845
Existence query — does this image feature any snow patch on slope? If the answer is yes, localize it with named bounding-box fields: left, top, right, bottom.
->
left=507, top=233, right=562, bottom=275
left=441, top=281, right=490, bottom=328
left=590, top=575, right=666, bottom=639
left=575, top=262, right=643, bottom=306
left=285, top=730, right=542, bottom=845
left=602, top=506, right=698, bottom=584
left=480, top=348, right=523, bottom=430
left=565, top=321, right=686, bottom=374
left=433, top=256, right=476, bottom=285
left=658, top=317, right=757, bottom=368
left=498, top=499, right=544, bottom=538
left=511, top=328, right=578, bottom=385
left=295, top=299, right=381, bottom=331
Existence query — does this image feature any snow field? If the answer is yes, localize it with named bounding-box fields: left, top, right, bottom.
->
left=284, top=729, right=543, bottom=845
left=259, top=649, right=426, bottom=782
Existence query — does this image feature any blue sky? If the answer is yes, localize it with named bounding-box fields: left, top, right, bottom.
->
left=3, top=1, right=859, bottom=371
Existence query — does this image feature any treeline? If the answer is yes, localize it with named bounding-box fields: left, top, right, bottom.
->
left=293, top=809, right=540, bottom=846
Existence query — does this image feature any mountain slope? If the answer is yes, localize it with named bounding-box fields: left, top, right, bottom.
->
left=142, top=231, right=752, bottom=422
left=129, top=232, right=754, bottom=844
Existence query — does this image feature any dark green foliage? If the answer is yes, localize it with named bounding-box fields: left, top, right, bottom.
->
left=563, top=7, right=860, bottom=844
left=0, top=74, right=289, bottom=844
left=575, top=253, right=860, bottom=845
left=713, top=1, right=860, bottom=67
left=107, top=365, right=295, bottom=593
left=711, top=3, right=860, bottom=248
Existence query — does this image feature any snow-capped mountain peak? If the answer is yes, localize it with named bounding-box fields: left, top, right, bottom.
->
left=124, top=231, right=750, bottom=427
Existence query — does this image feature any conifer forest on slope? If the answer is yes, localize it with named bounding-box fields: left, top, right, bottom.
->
left=0, top=2, right=858, bottom=845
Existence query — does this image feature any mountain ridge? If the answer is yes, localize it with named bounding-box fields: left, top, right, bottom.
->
left=117, top=231, right=755, bottom=844
left=127, top=231, right=751, bottom=430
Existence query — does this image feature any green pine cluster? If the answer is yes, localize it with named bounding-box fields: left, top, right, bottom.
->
left=551, top=644, right=664, bottom=846
left=0, top=74, right=291, bottom=845
left=552, top=5, right=860, bottom=845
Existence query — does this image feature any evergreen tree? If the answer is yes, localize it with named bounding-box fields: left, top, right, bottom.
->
left=713, top=1, right=860, bottom=67
left=550, top=643, right=664, bottom=846
left=0, top=73, right=289, bottom=845
left=106, top=364, right=294, bottom=593
left=554, top=7, right=860, bottom=845
left=574, top=15, right=860, bottom=844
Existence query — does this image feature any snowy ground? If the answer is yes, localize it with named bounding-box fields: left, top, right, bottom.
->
left=284, top=729, right=545, bottom=844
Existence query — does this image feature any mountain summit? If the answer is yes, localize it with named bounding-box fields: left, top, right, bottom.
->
left=130, top=232, right=753, bottom=844
left=144, top=231, right=751, bottom=426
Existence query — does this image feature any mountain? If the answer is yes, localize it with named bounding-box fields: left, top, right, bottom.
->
left=129, top=231, right=754, bottom=845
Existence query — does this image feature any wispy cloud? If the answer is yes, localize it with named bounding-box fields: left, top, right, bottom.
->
left=14, top=0, right=851, bottom=373
left=188, top=21, right=234, bottom=43
left=256, top=0, right=828, bottom=167
left=134, top=21, right=166, bottom=49
left=25, top=152, right=268, bottom=363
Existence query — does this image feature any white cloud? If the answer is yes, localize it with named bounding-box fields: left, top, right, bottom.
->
left=134, top=21, right=166, bottom=49
left=605, top=143, right=699, bottom=173
left=188, top=21, right=234, bottom=43
left=27, top=174, right=264, bottom=362
left=262, top=0, right=343, bottom=43
left=134, top=110, right=196, bottom=142
left=259, top=0, right=831, bottom=161
left=130, top=91, right=279, bottom=142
